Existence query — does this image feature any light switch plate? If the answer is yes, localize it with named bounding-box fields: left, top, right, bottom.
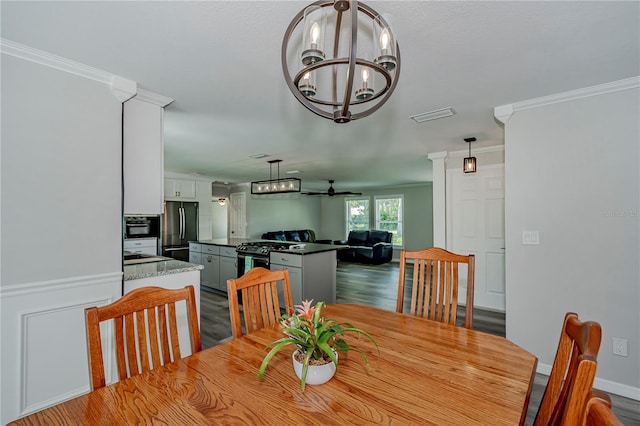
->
left=522, top=231, right=540, bottom=245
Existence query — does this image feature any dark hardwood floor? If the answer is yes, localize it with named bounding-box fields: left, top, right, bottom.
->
left=200, top=261, right=639, bottom=425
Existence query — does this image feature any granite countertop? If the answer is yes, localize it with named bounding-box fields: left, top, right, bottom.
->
left=124, top=258, right=203, bottom=281
left=194, top=238, right=249, bottom=247
left=193, top=238, right=347, bottom=255
left=278, top=242, right=348, bottom=255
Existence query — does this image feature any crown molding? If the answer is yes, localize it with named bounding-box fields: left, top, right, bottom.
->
left=447, top=144, right=504, bottom=158
left=134, top=88, right=174, bottom=107
left=1, top=38, right=137, bottom=102
left=495, top=76, right=640, bottom=124
left=427, top=151, right=448, bottom=161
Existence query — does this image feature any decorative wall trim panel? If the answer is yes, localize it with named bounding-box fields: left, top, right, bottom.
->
left=1, top=273, right=121, bottom=422
left=0, top=272, right=123, bottom=297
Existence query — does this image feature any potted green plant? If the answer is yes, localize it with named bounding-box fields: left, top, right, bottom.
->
left=258, top=300, right=378, bottom=391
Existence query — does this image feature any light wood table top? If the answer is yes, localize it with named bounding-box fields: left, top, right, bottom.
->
left=12, top=304, right=537, bottom=425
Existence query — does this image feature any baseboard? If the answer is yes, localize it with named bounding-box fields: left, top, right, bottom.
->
left=537, top=363, right=640, bottom=401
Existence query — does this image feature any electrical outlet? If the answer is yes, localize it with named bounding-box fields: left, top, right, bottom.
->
left=612, top=338, right=628, bottom=357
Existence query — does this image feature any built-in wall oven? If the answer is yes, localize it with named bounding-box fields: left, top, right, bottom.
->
left=124, top=215, right=160, bottom=239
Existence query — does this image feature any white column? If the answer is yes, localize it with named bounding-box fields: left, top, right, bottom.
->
left=428, top=151, right=447, bottom=248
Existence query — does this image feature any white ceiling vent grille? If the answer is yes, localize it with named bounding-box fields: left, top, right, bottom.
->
left=409, top=107, right=456, bottom=123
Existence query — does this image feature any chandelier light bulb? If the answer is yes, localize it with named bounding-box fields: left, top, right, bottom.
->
left=362, top=68, right=369, bottom=84
left=310, top=22, right=320, bottom=47
left=380, top=28, right=390, bottom=52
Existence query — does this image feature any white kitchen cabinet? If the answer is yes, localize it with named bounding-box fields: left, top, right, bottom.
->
left=164, top=178, right=196, bottom=200
left=190, top=243, right=236, bottom=293
left=124, top=238, right=157, bottom=255
left=189, top=251, right=202, bottom=264
left=219, top=246, right=237, bottom=293
left=201, top=253, right=220, bottom=290
left=123, top=98, right=165, bottom=215
left=270, top=263, right=303, bottom=305
left=270, top=251, right=336, bottom=305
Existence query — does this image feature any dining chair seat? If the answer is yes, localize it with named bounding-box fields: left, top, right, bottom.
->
left=84, top=285, right=201, bottom=390
left=227, top=267, right=293, bottom=338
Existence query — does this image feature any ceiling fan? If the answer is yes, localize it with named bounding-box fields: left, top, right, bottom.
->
left=302, top=180, right=362, bottom=197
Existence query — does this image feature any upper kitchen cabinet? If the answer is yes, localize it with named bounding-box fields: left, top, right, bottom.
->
left=164, top=178, right=197, bottom=200
left=123, top=91, right=173, bottom=215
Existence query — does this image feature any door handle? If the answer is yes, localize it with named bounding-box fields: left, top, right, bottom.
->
left=179, top=207, right=184, bottom=239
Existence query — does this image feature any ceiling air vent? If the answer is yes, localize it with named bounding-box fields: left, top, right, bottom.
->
left=409, top=107, right=456, bottom=123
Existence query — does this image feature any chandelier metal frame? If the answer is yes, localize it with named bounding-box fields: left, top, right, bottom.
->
left=281, top=0, right=401, bottom=123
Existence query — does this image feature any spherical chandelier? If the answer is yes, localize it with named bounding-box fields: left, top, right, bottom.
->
left=281, top=0, right=401, bottom=123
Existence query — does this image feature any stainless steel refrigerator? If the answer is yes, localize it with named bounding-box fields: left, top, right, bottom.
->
left=162, top=201, right=198, bottom=262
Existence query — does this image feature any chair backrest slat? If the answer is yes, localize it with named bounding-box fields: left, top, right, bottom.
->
left=84, top=285, right=201, bottom=391
left=157, top=305, right=171, bottom=363
left=228, top=267, right=293, bottom=339
left=136, top=310, right=151, bottom=374
left=397, top=247, right=475, bottom=329
left=534, top=312, right=602, bottom=426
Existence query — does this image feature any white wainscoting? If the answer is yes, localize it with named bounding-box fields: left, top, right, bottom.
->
left=0, top=272, right=122, bottom=424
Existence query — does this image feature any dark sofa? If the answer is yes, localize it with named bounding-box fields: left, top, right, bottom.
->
left=337, top=230, right=393, bottom=264
left=261, top=229, right=316, bottom=243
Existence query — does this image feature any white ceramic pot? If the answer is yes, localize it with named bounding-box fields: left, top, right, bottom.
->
left=292, top=350, right=337, bottom=386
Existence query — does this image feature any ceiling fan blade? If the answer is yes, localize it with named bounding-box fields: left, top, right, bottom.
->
left=302, top=179, right=360, bottom=196
left=334, top=191, right=362, bottom=195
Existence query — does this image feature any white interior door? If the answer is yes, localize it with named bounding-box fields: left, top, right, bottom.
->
left=229, top=192, right=246, bottom=238
left=447, top=164, right=505, bottom=312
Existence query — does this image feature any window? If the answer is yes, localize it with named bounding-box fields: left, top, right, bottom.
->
left=375, top=195, right=403, bottom=246
left=345, top=198, right=370, bottom=234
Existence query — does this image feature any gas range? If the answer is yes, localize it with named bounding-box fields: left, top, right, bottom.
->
left=236, top=241, right=295, bottom=257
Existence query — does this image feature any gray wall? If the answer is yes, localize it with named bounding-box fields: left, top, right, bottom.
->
left=1, top=55, right=122, bottom=286
left=319, top=184, right=434, bottom=251
left=232, top=184, right=433, bottom=250
left=1, top=50, right=124, bottom=422
left=244, top=192, right=322, bottom=239
left=189, top=179, right=432, bottom=247
left=504, top=83, right=639, bottom=393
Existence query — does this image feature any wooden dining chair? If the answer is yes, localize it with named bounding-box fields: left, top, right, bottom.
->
left=585, top=391, right=624, bottom=426
left=396, top=247, right=475, bottom=329
left=227, top=267, right=293, bottom=339
left=533, top=312, right=602, bottom=426
left=85, top=285, right=201, bottom=391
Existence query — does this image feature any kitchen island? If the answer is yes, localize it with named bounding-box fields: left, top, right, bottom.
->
left=124, top=256, right=203, bottom=356
left=192, top=239, right=346, bottom=304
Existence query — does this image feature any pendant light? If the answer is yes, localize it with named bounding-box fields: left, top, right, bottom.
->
left=251, top=160, right=302, bottom=195
left=281, top=0, right=401, bottom=123
left=463, top=137, right=477, bottom=173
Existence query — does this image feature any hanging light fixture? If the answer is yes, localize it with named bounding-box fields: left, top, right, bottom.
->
left=282, top=0, right=401, bottom=123
left=463, top=137, right=477, bottom=173
left=251, top=160, right=302, bottom=195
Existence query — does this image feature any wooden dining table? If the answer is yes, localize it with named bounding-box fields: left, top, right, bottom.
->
left=11, top=303, right=538, bottom=425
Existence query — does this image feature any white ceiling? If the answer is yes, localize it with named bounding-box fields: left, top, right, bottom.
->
left=2, top=1, right=639, bottom=191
